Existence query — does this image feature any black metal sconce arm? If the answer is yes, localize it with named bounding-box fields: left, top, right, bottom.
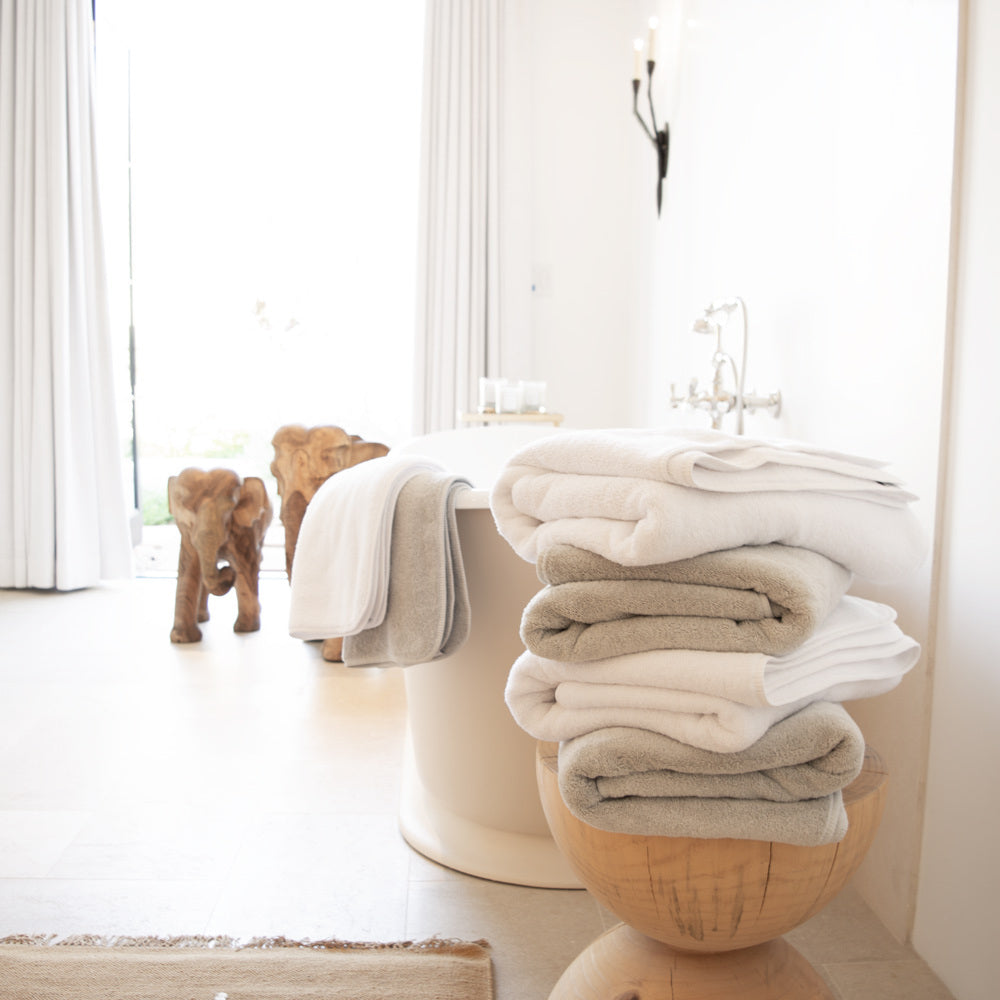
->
left=633, top=62, right=670, bottom=217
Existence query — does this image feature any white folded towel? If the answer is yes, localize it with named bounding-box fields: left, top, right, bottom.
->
left=489, top=428, right=926, bottom=582
left=491, top=427, right=916, bottom=502
left=505, top=595, right=920, bottom=753
left=288, top=454, right=444, bottom=640
left=491, top=472, right=926, bottom=582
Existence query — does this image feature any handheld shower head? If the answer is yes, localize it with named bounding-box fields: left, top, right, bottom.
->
left=691, top=315, right=723, bottom=354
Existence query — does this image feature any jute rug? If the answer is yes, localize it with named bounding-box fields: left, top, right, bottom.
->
left=0, top=934, right=493, bottom=1000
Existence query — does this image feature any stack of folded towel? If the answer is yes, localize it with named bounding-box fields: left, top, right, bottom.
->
left=490, top=427, right=925, bottom=847
left=288, top=454, right=472, bottom=667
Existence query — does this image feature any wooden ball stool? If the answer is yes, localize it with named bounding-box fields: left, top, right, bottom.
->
left=536, top=741, right=888, bottom=1000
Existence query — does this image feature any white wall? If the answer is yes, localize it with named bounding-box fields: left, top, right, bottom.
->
left=519, top=5, right=1000, bottom=994
left=518, top=0, right=958, bottom=946
left=640, top=0, right=956, bottom=941
left=508, top=0, right=645, bottom=429
left=911, top=2, right=1000, bottom=997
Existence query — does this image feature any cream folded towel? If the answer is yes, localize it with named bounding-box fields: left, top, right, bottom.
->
left=288, top=454, right=443, bottom=640
left=489, top=429, right=925, bottom=582
left=491, top=472, right=925, bottom=582
left=557, top=701, right=864, bottom=845
left=523, top=544, right=852, bottom=659
left=493, top=427, right=915, bottom=502
left=506, top=596, right=919, bottom=752
left=342, top=472, right=472, bottom=667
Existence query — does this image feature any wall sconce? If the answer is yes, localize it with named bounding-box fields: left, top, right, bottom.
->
left=632, top=17, right=670, bottom=217
left=669, top=297, right=782, bottom=435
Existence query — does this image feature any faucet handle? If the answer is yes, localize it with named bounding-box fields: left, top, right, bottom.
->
left=669, top=378, right=702, bottom=409
left=742, top=389, right=782, bottom=418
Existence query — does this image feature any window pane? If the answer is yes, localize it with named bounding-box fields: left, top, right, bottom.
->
left=96, top=0, right=425, bottom=521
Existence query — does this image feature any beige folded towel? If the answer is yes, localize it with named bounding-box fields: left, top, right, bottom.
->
left=506, top=596, right=919, bottom=752
left=342, top=472, right=471, bottom=667
left=523, top=544, right=852, bottom=659
left=557, top=701, right=864, bottom=845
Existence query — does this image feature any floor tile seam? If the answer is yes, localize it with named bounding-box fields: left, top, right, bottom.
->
left=225, top=809, right=406, bottom=820
left=0, top=875, right=229, bottom=887
left=39, top=809, right=97, bottom=879
left=820, top=955, right=942, bottom=972
left=45, top=805, right=266, bottom=884
left=816, top=953, right=929, bottom=968
left=813, top=965, right=847, bottom=1000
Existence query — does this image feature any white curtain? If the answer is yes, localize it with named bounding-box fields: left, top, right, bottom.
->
left=0, top=0, right=132, bottom=590
left=413, top=0, right=504, bottom=434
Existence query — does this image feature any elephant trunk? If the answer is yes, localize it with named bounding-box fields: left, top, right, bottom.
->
left=202, top=561, right=237, bottom=596
left=193, top=529, right=237, bottom=596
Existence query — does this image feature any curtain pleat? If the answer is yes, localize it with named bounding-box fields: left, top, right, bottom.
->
left=0, top=0, right=132, bottom=589
left=413, top=0, right=503, bottom=434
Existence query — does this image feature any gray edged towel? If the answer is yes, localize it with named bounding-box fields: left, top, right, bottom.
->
left=505, top=595, right=918, bottom=753
left=523, top=543, right=852, bottom=660
left=342, top=472, right=471, bottom=667
left=557, top=701, right=864, bottom=846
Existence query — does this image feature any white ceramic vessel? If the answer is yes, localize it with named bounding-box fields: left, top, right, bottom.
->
left=391, top=425, right=581, bottom=888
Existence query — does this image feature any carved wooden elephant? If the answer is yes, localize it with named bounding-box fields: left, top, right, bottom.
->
left=270, top=424, right=389, bottom=578
left=167, top=468, right=273, bottom=643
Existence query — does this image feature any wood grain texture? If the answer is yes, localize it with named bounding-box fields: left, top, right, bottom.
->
left=167, top=469, right=272, bottom=643
left=271, top=424, right=389, bottom=662
left=270, top=424, right=389, bottom=578
left=548, top=924, right=836, bottom=1000
left=536, top=741, right=887, bottom=953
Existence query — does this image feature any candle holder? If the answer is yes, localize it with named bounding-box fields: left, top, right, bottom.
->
left=632, top=24, right=671, bottom=217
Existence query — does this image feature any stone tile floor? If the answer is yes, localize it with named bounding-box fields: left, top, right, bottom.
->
left=0, top=574, right=956, bottom=999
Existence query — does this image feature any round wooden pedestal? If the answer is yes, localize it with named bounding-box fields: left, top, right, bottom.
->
left=550, top=924, right=834, bottom=1000
left=536, top=741, right=888, bottom=999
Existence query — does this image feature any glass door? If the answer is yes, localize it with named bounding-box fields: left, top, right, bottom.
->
left=95, top=1, right=426, bottom=572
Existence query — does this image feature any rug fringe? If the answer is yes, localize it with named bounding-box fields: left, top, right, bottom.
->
left=0, top=933, right=489, bottom=957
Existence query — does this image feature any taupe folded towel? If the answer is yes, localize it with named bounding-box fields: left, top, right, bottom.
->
left=558, top=701, right=864, bottom=846
left=342, top=472, right=471, bottom=667
left=523, top=544, right=852, bottom=660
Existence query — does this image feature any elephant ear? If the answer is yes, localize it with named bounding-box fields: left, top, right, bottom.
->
left=167, top=474, right=197, bottom=531
left=270, top=424, right=308, bottom=482
left=233, top=476, right=272, bottom=528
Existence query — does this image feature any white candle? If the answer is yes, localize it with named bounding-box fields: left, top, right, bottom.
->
left=632, top=38, right=643, bottom=80
left=648, top=16, right=659, bottom=63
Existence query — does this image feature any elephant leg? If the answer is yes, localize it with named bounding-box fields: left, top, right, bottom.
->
left=281, top=491, right=308, bottom=579
left=171, top=538, right=205, bottom=643
left=321, top=637, right=344, bottom=661
left=232, top=562, right=262, bottom=633
left=227, top=536, right=264, bottom=634
left=196, top=580, right=210, bottom=622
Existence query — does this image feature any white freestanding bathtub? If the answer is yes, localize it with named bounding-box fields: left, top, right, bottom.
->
left=391, top=425, right=582, bottom=888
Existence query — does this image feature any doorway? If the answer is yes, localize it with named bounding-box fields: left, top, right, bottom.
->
left=94, top=1, right=426, bottom=572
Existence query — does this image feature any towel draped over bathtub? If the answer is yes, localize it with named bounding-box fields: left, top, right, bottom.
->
left=342, top=471, right=472, bottom=667
left=288, top=454, right=451, bottom=641
left=523, top=543, right=853, bottom=660
left=506, top=596, right=919, bottom=752
left=556, top=701, right=865, bottom=845
left=489, top=428, right=925, bottom=582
